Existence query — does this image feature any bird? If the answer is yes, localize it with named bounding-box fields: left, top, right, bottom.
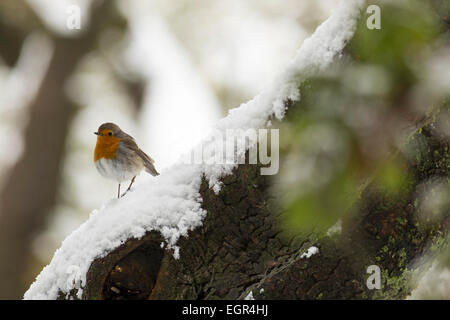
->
left=94, top=122, right=159, bottom=198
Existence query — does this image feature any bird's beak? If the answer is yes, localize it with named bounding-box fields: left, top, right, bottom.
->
left=94, top=132, right=99, bottom=135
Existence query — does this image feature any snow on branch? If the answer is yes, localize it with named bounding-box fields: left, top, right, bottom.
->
left=24, top=0, right=365, bottom=300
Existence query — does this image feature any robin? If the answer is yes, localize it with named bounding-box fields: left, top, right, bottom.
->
left=94, top=122, right=159, bottom=198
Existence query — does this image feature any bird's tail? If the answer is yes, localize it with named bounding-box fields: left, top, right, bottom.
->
left=145, top=162, right=160, bottom=176
left=137, top=148, right=160, bottom=176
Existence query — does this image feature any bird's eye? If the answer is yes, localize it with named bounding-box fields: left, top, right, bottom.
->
left=108, top=132, right=113, bottom=136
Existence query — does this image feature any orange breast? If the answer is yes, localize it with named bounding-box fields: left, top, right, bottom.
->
left=94, top=136, right=121, bottom=162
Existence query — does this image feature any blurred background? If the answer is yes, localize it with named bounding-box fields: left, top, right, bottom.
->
left=0, top=0, right=448, bottom=299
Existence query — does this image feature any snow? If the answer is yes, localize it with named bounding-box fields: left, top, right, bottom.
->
left=244, top=291, right=255, bottom=300
left=26, top=166, right=206, bottom=299
left=24, top=0, right=364, bottom=300
left=300, top=246, right=320, bottom=259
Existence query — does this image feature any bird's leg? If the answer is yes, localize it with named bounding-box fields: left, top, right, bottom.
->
left=117, top=183, right=121, bottom=199
left=126, top=176, right=136, bottom=192
left=120, top=176, right=136, bottom=198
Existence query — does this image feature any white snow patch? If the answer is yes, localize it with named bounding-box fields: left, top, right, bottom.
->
left=300, top=246, right=319, bottom=259
left=244, top=291, right=255, bottom=300
left=24, top=0, right=364, bottom=300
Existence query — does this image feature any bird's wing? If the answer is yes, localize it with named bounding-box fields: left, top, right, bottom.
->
left=120, top=134, right=160, bottom=176
left=136, top=148, right=160, bottom=176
